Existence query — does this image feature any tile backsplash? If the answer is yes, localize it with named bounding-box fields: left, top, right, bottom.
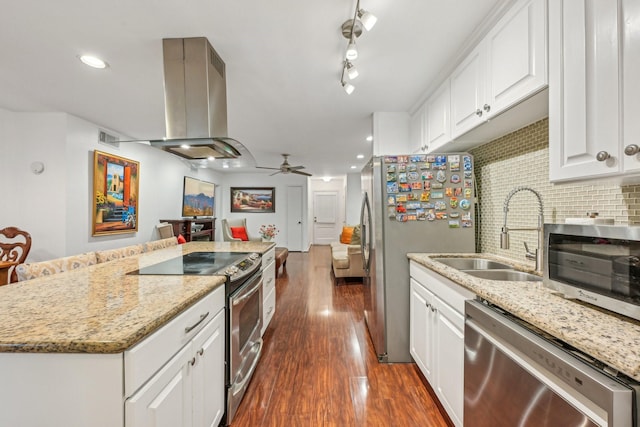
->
left=470, top=118, right=640, bottom=265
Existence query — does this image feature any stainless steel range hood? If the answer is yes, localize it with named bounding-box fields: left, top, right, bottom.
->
left=148, top=37, right=251, bottom=162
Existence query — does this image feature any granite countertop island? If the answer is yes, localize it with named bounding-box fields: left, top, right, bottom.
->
left=0, top=241, right=275, bottom=354
left=408, top=252, right=640, bottom=382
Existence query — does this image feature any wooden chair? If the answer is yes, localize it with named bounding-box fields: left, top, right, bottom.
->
left=0, top=227, right=32, bottom=284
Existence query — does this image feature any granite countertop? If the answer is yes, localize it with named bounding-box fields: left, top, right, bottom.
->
left=0, top=241, right=275, bottom=354
left=408, top=252, right=640, bottom=382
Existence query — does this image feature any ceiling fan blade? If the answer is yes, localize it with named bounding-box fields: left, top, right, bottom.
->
left=269, top=170, right=283, bottom=176
left=256, top=166, right=281, bottom=170
left=289, top=165, right=305, bottom=170
left=291, top=170, right=312, bottom=177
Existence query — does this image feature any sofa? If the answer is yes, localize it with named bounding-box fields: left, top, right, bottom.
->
left=330, top=225, right=365, bottom=282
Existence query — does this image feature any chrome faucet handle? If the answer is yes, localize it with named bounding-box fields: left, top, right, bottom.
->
left=523, top=241, right=537, bottom=260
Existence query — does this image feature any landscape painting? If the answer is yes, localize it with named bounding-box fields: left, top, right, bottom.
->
left=92, top=150, right=139, bottom=236
left=182, top=176, right=215, bottom=218
left=231, top=187, right=275, bottom=213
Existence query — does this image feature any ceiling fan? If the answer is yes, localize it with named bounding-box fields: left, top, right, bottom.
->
left=256, top=154, right=312, bottom=176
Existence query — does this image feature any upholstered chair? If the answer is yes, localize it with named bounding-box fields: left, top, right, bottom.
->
left=221, top=218, right=260, bottom=242
left=96, top=244, right=145, bottom=263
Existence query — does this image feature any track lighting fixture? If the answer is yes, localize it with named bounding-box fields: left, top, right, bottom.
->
left=338, top=0, right=376, bottom=93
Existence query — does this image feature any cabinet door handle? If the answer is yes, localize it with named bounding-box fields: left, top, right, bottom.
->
left=197, top=348, right=204, bottom=357
left=475, top=109, right=483, bottom=117
left=625, top=144, right=640, bottom=156
left=483, top=104, right=491, bottom=113
left=184, top=312, right=209, bottom=333
left=596, top=151, right=611, bottom=162
left=190, top=357, right=196, bottom=366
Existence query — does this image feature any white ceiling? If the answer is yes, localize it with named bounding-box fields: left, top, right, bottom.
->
left=0, top=0, right=506, bottom=177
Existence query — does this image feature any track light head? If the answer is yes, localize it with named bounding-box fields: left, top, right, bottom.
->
left=342, top=80, right=355, bottom=95
left=357, top=9, right=377, bottom=31
left=341, top=19, right=363, bottom=39
left=346, top=61, right=359, bottom=80
left=345, top=40, right=358, bottom=60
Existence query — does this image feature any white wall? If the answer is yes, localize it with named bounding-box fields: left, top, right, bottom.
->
left=1, top=109, right=224, bottom=261
left=217, top=173, right=309, bottom=250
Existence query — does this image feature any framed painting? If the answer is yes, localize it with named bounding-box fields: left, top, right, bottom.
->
left=230, top=187, right=275, bottom=213
left=92, top=150, right=140, bottom=236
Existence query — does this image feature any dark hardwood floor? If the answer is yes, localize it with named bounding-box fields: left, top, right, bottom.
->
left=230, top=245, right=449, bottom=426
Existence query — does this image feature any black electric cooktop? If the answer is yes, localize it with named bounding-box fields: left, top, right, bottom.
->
left=130, top=252, right=249, bottom=276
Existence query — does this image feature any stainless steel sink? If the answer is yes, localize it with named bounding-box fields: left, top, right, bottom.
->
left=433, top=257, right=514, bottom=270
left=463, top=269, right=542, bottom=282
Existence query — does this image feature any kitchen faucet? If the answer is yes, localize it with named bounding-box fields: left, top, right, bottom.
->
left=500, top=186, right=544, bottom=273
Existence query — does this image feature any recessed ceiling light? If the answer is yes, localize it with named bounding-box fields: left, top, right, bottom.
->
left=180, top=144, right=190, bottom=149
left=207, top=156, right=215, bottom=161
left=79, top=55, right=108, bottom=69
left=350, top=165, right=357, bottom=169
left=322, top=176, right=332, bottom=182
left=366, top=135, right=373, bottom=142
left=357, top=154, right=364, bottom=159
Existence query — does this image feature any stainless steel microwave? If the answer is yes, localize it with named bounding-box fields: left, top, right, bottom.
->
left=543, top=223, right=640, bottom=321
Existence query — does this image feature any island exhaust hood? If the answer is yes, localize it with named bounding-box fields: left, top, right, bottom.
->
left=147, top=37, right=250, bottom=161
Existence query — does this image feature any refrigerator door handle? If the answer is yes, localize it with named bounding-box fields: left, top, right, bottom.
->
left=360, top=192, right=372, bottom=272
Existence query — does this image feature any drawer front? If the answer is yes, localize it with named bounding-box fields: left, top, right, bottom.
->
left=124, top=286, right=225, bottom=397
left=263, top=261, right=276, bottom=295
left=263, top=247, right=276, bottom=267
left=261, top=286, right=276, bottom=336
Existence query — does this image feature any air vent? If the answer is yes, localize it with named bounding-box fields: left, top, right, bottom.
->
left=98, top=130, right=120, bottom=148
left=209, top=46, right=225, bottom=78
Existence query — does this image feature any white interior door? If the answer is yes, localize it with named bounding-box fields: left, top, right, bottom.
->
left=286, top=186, right=303, bottom=251
left=313, top=191, right=340, bottom=245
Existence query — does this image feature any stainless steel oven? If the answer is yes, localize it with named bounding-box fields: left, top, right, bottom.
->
left=226, top=269, right=263, bottom=423
left=543, top=224, right=640, bottom=321
left=465, top=300, right=638, bottom=427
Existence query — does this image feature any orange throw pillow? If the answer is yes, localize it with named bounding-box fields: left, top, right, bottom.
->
left=230, top=226, right=249, bottom=241
left=177, top=234, right=187, bottom=244
left=340, top=226, right=354, bottom=244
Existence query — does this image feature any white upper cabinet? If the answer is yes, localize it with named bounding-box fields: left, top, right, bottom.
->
left=451, top=46, right=485, bottom=138
left=549, top=0, right=640, bottom=182
left=622, top=0, right=640, bottom=174
left=425, top=79, right=452, bottom=152
left=451, top=0, right=547, bottom=139
left=549, top=1, right=621, bottom=181
left=409, top=105, right=426, bottom=152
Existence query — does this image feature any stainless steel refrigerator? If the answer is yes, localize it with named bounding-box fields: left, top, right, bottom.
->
left=360, top=154, right=475, bottom=362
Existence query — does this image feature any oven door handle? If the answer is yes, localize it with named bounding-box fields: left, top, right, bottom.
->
left=231, top=338, right=263, bottom=396
left=232, top=275, right=263, bottom=306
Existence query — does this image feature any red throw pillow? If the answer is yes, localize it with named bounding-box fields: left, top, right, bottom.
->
left=230, top=226, right=249, bottom=241
left=177, top=234, right=187, bottom=244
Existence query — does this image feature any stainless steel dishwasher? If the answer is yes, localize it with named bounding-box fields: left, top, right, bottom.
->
left=464, top=300, right=639, bottom=426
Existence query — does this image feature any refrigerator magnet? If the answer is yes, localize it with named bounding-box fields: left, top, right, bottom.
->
left=454, top=188, right=463, bottom=197
left=464, top=180, right=473, bottom=188
left=432, top=182, right=443, bottom=189
left=388, top=207, right=396, bottom=218
left=462, top=220, right=473, bottom=228
left=450, top=197, right=458, bottom=208
left=387, top=195, right=396, bottom=205
left=420, top=162, right=431, bottom=170
left=422, top=203, right=435, bottom=209
left=426, top=155, right=436, bottom=162
left=434, top=201, right=447, bottom=210
left=436, top=170, right=447, bottom=182
left=427, top=210, right=436, bottom=221
left=448, top=220, right=460, bottom=228
left=464, top=171, right=473, bottom=179
left=423, top=181, right=431, bottom=190
left=411, top=182, right=422, bottom=190
left=416, top=209, right=426, bottom=220
left=407, top=193, right=420, bottom=201
left=398, top=183, right=411, bottom=192
left=387, top=165, right=396, bottom=173
left=406, top=202, right=421, bottom=210
left=463, top=188, right=472, bottom=198
left=398, top=156, right=409, bottom=163
left=422, top=171, right=433, bottom=180
left=450, top=162, right=460, bottom=172
left=432, top=191, right=444, bottom=199
left=420, top=192, right=430, bottom=201
left=385, top=156, right=397, bottom=163
left=450, top=212, right=460, bottom=218
left=396, top=204, right=407, bottom=213
left=410, top=154, right=426, bottom=162
left=396, top=214, right=408, bottom=222
left=407, top=214, right=417, bottom=221
left=450, top=174, right=461, bottom=184
left=462, top=212, right=472, bottom=221
left=460, top=199, right=471, bottom=210
left=445, top=188, right=453, bottom=197
left=387, top=182, right=398, bottom=193
left=396, top=194, right=407, bottom=202
left=398, top=163, right=407, bottom=173
left=408, top=171, right=419, bottom=181
left=435, top=155, right=447, bottom=163
left=408, top=164, right=418, bottom=173
left=387, top=172, right=397, bottom=182
left=398, top=173, right=407, bottom=183
left=436, top=212, right=448, bottom=220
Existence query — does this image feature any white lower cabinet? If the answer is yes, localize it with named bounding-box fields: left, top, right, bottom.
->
left=261, top=247, right=276, bottom=335
left=126, top=304, right=226, bottom=427
left=409, top=261, right=475, bottom=427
